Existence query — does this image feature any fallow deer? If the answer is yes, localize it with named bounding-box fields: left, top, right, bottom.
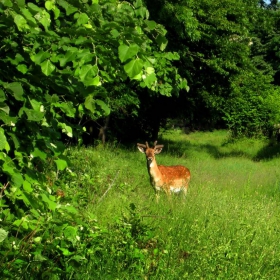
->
left=137, top=141, right=191, bottom=200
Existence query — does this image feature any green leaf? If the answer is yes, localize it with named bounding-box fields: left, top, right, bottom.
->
left=41, top=193, right=56, bottom=211
left=34, top=237, right=42, bottom=243
left=34, top=10, right=51, bottom=30
left=95, top=100, right=110, bottom=115
left=79, top=64, right=98, bottom=81
left=0, top=102, right=9, bottom=114
left=8, top=132, right=19, bottom=149
left=76, top=49, right=94, bottom=63
left=59, top=50, right=77, bottom=67
left=84, top=95, right=95, bottom=113
left=0, top=103, right=10, bottom=115
left=58, top=122, right=73, bottom=137
left=13, top=219, right=27, bottom=230
left=45, top=0, right=54, bottom=10
left=45, top=94, right=59, bottom=103
left=62, top=204, right=78, bottom=214
left=118, top=44, right=140, bottom=63
left=3, top=163, right=24, bottom=187
left=0, top=228, right=8, bottom=243
left=7, top=54, right=24, bottom=67
left=134, top=0, right=143, bottom=8
left=34, top=254, right=47, bottom=261
left=32, top=51, right=51, bottom=65
left=0, top=127, right=9, bottom=152
left=55, top=102, right=76, bottom=117
left=23, top=108, right=44, bottom=121
left=23, top=180, right=33, bottom=193
left=55, top=159, right=68, bottom=171
left=45, top=140, right=65, bottom=156
left=0, top=90, right=6, bottom=102
left=124, top=58, right=143, bottom=79
left=14, top=150, right=23, bottom=165
left=159, top=83, right=173, bottom=96
left=91, top=76, right=101, bottom=86
left=64, top=226, right=77, bottom=242
left=21, top=8, right=37, bottom=25
left=13, top=218, right=28, bottom=230
left=179, top=78, right=189, bottom=91
left=41, top=60, right=55, bottom=76
left=164, top=52, right=180, bottom=60
left=135, top=7, right=148, bottom=19
left=145, top=20, right=157, bottom=30
left=14, top=14, right=29, bottom=31
left=6, top=82, right=24, bottom=101
left=146, top=66, right=155, bottom=74
left=17, top=64, right=28, bottom=74
left=59, top=247, right=73, bottom=256
left=143, top=72, right=157, bottom=87
left=29, top=98, right=42, bottom=111
left=69, top=255, right=86, bottom=263
left=156, top=35, right=168, bottom=51
left=110, top=29, right=120, bottom=38
left=79, top=65, right=99, bottom=86
left=77, top=13, right=89, bottom=26
left=75, top=37, right=88, bottom=45
left=17, top=0, right=25, bottom=7
left=57, top=0, right=78, bottom=15
left=27, top=3, right=41, bottom=13
left=53, top=6, right=60, bottom=19
left=0, top=112, right=17, bottom=126
left=1, top=0, right=13, bottom=7
left=31, top=148, right=47, bottom=160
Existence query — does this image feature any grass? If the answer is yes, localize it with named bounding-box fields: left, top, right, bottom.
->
left=62, top=130, right=280, bottom=279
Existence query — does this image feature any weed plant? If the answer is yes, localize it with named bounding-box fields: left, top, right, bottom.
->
left=59, top=130, right=280, bottom=279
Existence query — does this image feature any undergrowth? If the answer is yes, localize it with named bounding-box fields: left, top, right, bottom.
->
left=2, top=130, right=280, bottom=279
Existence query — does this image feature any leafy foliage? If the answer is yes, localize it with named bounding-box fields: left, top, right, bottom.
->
left=0, top=0, right=187, bottom=276
left=144, top=0, right=280, bottom=134
left=1, top=0, right=280, bottom=277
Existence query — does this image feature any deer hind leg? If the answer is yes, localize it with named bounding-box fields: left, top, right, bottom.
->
left=182, top=187, right=188, bottom=198
left=154, top=188, right=161, bottom=203
left=182, top=179, right=190, bottom=198
left=164, top=188, right=172, bottom=202
left=156, top=191, right=160, bottom=203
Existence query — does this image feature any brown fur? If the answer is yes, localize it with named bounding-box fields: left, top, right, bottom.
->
left=137, top=142, right=191, bottom=199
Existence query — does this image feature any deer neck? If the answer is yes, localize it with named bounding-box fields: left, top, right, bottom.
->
left=146, top=158, right=163, bottom=187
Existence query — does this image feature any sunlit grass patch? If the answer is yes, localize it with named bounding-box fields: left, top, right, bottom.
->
left=62, top=130, right=280, bottom=279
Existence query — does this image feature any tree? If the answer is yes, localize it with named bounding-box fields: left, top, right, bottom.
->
left=144, top=0, right=280, bottom=135
left=0, top=0, right=187, bottom=276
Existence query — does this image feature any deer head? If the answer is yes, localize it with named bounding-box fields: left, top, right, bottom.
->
left=137, top=141, right=164, bottom=166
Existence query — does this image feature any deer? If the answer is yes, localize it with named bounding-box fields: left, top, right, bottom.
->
left=137, top=141, right=191, bottom=200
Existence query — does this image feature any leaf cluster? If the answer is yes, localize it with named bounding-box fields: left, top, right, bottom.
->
left=0, top=0, right=187, bottom=276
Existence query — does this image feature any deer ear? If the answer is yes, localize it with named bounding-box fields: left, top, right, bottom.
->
left=137, top=146, right=145, bottom=153
left=154, top=147, right=163, bottom=154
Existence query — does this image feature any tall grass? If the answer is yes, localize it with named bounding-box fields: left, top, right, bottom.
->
left=63, top=130, right=280, bottom=279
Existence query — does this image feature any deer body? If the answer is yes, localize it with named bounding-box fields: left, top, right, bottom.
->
left=137, top=141, right=191, bottom=198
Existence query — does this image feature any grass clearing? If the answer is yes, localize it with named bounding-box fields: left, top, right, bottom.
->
left=62, top=130, right=280, bottom=279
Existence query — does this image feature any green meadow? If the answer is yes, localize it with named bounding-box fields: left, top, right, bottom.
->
left=62, top=130, right=280, bottom=279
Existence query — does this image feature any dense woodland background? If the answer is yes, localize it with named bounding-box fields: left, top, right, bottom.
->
left=1, top=0, right=280, bottom=146
left=1, top=0, right=280, bottom=278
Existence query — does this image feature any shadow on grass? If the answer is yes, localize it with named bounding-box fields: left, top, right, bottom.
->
left=254, top=143, right=280, bottom=161
left=150, top=137, right=280, bottom=162
left=159, top=139, right=249, bottom=159
left=97, top=132, right=280, bottom=162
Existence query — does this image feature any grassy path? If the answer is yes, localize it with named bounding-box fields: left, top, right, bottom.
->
left=67, top=130, right=280, bottom=279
